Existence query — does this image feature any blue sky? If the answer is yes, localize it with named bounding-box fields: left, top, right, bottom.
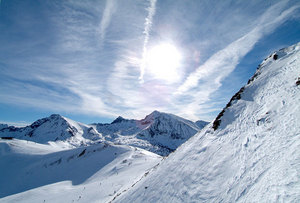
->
left=0, top=0, right=299, bottom=125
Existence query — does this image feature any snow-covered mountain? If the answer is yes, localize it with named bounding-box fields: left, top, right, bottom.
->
left=93, top=110, right=205, bottom=156
left=0, top=114, right=103, bottom=147
left=0, top=111, right=208, bottom=156
left=115, top=43, right=300, bottom=202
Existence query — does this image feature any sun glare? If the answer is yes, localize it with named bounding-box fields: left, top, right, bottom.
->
left=145, top=43, right=182, bottom=83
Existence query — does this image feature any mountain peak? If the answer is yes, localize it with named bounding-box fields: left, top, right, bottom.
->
left=151, top=110, right=161, bottom=114
left=49, top=114, right=64, bottom=120
left=148, top=110, right=164, bottom=118
left=29, top=114, right=65, bottom=129
left=111, top=116, right=127, bottom=124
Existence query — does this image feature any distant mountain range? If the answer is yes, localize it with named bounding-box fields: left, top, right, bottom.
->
left=0, top=111, right=208, bottom=156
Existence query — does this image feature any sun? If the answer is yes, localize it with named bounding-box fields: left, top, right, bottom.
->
left=145, top=43, right=182, bottom=83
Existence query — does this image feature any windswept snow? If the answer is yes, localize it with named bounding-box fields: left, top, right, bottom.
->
left=116, top=43, right=300, bottom=202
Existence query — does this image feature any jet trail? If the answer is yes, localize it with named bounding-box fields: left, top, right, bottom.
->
left=139, top=0, right=157, bottom=83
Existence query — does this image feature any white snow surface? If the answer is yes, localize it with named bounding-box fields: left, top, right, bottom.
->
left=0, top=139, right=161, bottom=202
left=116, top=43, right=300, bottom=202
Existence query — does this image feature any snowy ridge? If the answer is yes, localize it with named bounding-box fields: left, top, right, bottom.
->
left=116, top=42, right=300, bottom=202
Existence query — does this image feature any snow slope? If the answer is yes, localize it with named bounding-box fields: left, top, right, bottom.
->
left=116, top=43, right=300, bottom=202
left=0, top=139, right=161, bottom=202
left=93, top=111, right=205, bottom=156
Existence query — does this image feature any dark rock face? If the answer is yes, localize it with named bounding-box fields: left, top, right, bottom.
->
left=0, top=137, right=13, bottom=140
left=212, top=86, right=245, bottom=131
left=111, top=116, right=124, bottom=124
left=78, top=149, right=86, bottom=157
left=296, top=77, right=300, bottom=86
left=111, top=116, right=129, bottom=124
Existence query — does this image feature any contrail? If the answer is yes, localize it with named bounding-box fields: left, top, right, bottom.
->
left=139, top=0, right=157, bottom=83
left=99, top=0, right=116, bottom=44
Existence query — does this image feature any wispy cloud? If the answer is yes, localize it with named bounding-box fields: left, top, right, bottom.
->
left=99, top=0, right=117, bottom=44
left=139, top=0, right=157, bottom=83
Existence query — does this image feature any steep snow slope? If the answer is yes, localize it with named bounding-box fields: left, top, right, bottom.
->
left=94, top=111, right=204, bottom=156
left=116, top=43, right=300, bottom=202
left=0, top=114, right=103, bottom=147
left=0, top=139, right=161, bottom=202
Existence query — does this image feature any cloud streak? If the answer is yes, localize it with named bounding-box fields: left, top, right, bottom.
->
left=99, top=0, right=116, bottom=44
left=139, top=0, right=157, bottom=83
